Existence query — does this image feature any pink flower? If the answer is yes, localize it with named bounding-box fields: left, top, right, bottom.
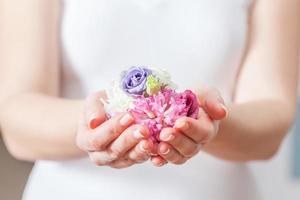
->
left=128, top=89, right=199, bottom=142
left=181, top=90, right=199, bottom=119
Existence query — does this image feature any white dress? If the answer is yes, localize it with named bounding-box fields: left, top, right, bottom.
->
left=23, top=0, right=260, bottom=199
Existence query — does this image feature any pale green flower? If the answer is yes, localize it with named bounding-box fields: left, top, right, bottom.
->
left=150, top=67, right=177, bottom=89
left=146, top=75, right=162, bottom=95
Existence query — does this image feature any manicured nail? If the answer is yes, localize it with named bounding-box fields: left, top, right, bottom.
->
left=156, top=162, right=164, bottom=167
left=160, top=146, right=170, bottom=155
left=139, top=143, right=148, bottom=152
left=160, top=133, right=174, bottom=142
left=120, top=113, right=133, bottom=126
left=133, top=129, right=144, bottom=139
left=219, top=104, right=228, bottom=118
left=176, top=121, right=189, bottom=131
left=88, top=113, right=98, bottom=129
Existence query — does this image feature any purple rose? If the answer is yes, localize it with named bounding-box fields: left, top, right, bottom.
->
left=181, top=90, right=199, bottom=119
left=121, top=67, right=152, bottom=96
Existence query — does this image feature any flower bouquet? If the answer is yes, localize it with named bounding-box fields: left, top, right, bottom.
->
left=101, top=67, right=199, bottom=142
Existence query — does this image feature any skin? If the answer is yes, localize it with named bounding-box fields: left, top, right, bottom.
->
left=0, top=0, right=299, bottom=169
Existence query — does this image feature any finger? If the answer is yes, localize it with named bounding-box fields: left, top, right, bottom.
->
left=192, top=87, right=227, bottom=120
left=127, top=140, right=153, bottom=163
left=89, top=151, right=118, bottom=166
left=109, top=158, right=135, bottom=169
left=78, top=113, right=135, bottom=151
left=150, top=142, right=159, bottom=156
left=174, top=113, right=216, bottom=144
left=108, top=125, right=150, bottom=159
left=159, top=128, right=199, bottom=158
left=151, top=156, right=168, bottom=167
left=204, top=95, right=227, bottom=120
left=158, top=142, right=187, bottom=165
left=89, top=151, right=135, bottom=168
left=84, top=91, right=108, bottom=129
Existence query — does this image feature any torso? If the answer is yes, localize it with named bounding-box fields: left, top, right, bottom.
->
left=23, top=0, right=261, bottom=199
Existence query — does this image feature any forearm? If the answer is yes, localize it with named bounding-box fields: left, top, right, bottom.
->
left=204, top=0, right=300, bottom=162
left=0, top=93, right=85, bottom=161
left=204, top=100, right=296, bottom=161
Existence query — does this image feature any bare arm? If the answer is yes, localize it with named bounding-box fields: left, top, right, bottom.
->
left=0, top=0, right=150, bottom=168
left=204, top=0, right=300, bottom=161
left=0, top=0, right=84, bottom=161
left=152, top=0, right=300, bottom=165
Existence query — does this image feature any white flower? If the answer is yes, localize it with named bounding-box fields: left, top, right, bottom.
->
left=100, top=80, right=134, bottom=116
left=150, top=67, right=177, bottom=89
left=101, top=67, right=177, bottom=116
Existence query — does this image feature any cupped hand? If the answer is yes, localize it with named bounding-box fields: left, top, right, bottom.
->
left=151, top=87, right=228, bottom=167
left=76, top=91, right=154, bottom=169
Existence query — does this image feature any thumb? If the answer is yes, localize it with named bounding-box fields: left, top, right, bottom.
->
left=192, top=86, right=227, bottom=120
left=84, top=91, right=107, bottom=129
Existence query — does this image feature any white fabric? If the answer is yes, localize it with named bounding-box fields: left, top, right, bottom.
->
left=23, top=0, right=260, bottom=199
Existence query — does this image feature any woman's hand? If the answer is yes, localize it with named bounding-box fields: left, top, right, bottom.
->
left=76, top=92, right=154, bottom=169
left=151, top=87, right=228, bottom=166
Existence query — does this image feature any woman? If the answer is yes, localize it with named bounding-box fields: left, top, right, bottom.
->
left=0, top=0, right=299, bottom=199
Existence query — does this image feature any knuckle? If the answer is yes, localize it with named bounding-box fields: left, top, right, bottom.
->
left=136, top=153, right=149, bottom=162
left=111, top=122, right=120, bottom=134
left=171, top=135, right=182, bottom=147
left=110, top=119, right=124, bottom=135
left=110, top=150, right=122, bottom=160
left=121, top=131, right=136, bottom=146
left=89, top=155, right=104, bottom=166
left=90, top=138, right=106, bottom=151
left=125, top=132, right=136, bottom=143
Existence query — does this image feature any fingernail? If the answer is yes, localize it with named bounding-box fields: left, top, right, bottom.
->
left=139, top=143, right=148, bottom=152
left=176, top=121, right=189, bottom=131
left=219, top=104, right=228, bottom=118
left=156, top=162, right=164, bottom=167
left=160, top=133, right=174, bottom=142
left=160, top=146, right=170, bottom=155
left=133, top=129, right=144, bottom=139
left=120, top=113, right=133, bottom=126
left=88, top=113, right=98, bottom=129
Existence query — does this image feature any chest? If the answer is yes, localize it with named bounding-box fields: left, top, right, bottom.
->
left=61, top=0, right=250, bottom=97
